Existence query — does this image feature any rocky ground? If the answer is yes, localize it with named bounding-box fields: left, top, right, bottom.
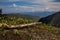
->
left=0, top=23, right=60, bottom=40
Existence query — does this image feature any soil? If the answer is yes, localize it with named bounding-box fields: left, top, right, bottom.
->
left=0, top=24, right=60, bottom=40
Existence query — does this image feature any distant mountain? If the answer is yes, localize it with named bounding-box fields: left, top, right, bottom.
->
left=3, top=11, right=55, bottom=22
left=3, top=13, right=40, bottom=22
left=21, top=11, right=54, bottom=17
left=3, top=11, right=54, bottom=17
left=38, top=11, right=60, bottom=27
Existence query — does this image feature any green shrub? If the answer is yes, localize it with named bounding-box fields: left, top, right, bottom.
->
left=13, top=29, right=20, bottom=36
left=0, top=16, right=33, bottom=25
left=0, top=27, right=6, bottom=37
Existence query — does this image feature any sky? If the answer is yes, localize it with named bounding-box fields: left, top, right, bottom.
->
left=0, top=0, right=60, bottom=13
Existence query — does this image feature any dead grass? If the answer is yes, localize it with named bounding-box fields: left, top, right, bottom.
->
left=0, top=23, right=60, bottom=40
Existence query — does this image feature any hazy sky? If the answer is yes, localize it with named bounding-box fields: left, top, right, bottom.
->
left=0, top=0, right=60, bottom=13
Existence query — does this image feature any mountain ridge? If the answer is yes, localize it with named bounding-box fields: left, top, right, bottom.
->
left=38, top=11, right=60, bottom=27
left=3, top=13, right=40, bottom=22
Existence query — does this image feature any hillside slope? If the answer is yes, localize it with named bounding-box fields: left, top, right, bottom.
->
left=3, top=13, right=40, bottom=22
left=0, top=23, right=60, bottom=40
left=38, top=12, right=60, bottom=27
left=0, top=15, right=60, bottom=40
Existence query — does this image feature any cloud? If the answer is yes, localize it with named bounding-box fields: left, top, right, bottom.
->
left=8, top=0, right=21, bottom=2
left=0, top=0, right=53, bottom=2
left=12, top=3, right=34, bottom=8
left=0, top=0, right=60, bottom=13
left=13, top=3, right=17, bottom=7
left=0, top=0, right=22, bottom=2
left=2, top=3, right=35, bottom=13
left=30, top=0, right=53, bottom=4
left=2, top=3, right=60, bottom=13
left=10, top=4, right=47, bottom=12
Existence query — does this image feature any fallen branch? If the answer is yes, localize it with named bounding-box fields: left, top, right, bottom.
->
left=0, top=22, right=41, bottom=29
